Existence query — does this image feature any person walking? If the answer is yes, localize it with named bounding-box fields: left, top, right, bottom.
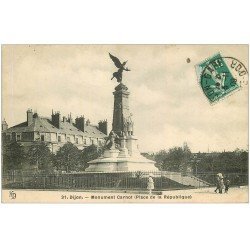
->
left=218, top=174, right=225, bottom=194
left=147, top=173, right=154, bottom=195
left=225, top=178, right=230, bottom=193
left=215, top=173, right=224, bottom=194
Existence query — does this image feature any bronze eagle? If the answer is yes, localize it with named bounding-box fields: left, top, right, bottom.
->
left=109, top=53, right=131, bottom=83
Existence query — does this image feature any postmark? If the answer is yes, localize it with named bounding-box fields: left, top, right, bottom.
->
left=196, top=53, right=248, bottom=104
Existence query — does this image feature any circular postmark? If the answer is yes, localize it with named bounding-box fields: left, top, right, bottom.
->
left=199, top=55, right=248, bottom=104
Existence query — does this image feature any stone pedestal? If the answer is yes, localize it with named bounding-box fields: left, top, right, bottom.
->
left=125, top=135, right=141, bottom=157
left=103, top=149, right=120, bottom=158
left=118, top=137, right=130, bottom=158
left=85, top=152, right=158, bottom=172
left=85, top=136, right=158, bottom=172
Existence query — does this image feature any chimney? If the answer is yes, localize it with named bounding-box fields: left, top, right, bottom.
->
left=51, top=111, right=61, bottom=129
left=98, top=119, right=108, bottom=135
left=2, top=119, right=8, bottom=131
left=75, top=116, right=85, bottom=132
left=68, top=113, right=73, bottom=124
left=86, top=119, right=90, bottom=126
left=27, top=109, right=33, bottom=126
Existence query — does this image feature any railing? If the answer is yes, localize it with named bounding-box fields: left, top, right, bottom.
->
left=2, top=170, right=248, bottom=191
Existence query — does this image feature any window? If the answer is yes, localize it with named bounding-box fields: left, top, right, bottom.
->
left=84, top=139, right=87, bottom=145
left=41, top=135, right=45, bottom=141
left=98, top=140, right=102, bottom=146
left=58, top=135, right=61, bottom=142
left=16, top=134, right=21, bottom=141
left=76, top=138, right=79, bottom=144
left=91, top=139, right=94, bottom=145
left=67, top=137, right=70, bottom=142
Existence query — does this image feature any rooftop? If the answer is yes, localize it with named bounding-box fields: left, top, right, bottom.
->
left=5, top=115, right=106, bottom=139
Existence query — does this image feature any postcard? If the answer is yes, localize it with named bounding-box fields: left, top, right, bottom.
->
left=1, top=45, right=248, bottom=203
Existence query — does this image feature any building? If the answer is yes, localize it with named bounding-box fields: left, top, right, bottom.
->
left=2, top=109, right=108, bottom=153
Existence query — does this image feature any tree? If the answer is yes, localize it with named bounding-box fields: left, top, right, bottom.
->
left=79, top=144, right=104, bottom=170
left=239, top=151, right=248, bottom=173
left=154, top=150, right=168, bottom=170
left=153, top=145, right=248, bottom=174
left=181, top=143, right=192, bottom=172
left=27, top=143, right=53, bottom=171
left=54, top=142, right=81, bottom=172
left=2, top=141, right=26, bottom=171
left=154, top=144, right=192, bottom=172
left=164, top=147, right=186, bottom=171
left=188, top=149, right=248, bottom=174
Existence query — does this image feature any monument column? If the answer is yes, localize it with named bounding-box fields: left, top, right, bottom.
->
left=86, top=53, right=158, bottom=172
left=112, top=83, right=132, bottom=137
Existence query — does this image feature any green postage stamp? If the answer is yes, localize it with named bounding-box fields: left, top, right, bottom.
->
left=196, top=53, right=248, bottom=104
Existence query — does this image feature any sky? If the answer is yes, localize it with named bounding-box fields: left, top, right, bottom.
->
left=2, top=45, right=248, bottom=152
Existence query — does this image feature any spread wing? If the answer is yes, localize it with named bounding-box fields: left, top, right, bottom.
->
left=109, top=53, right=123, bottom=68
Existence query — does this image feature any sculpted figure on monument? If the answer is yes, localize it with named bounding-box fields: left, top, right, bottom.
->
left=109, top=53, right=131, bottom=84
left=127, top=113, right=134, bottom=136
left=105, top=130, right=120, bottom=150
left=123, top=113, right=134, bottom=136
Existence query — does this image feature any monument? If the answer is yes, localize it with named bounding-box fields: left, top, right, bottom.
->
left=85, top=54, right=158, bottom=172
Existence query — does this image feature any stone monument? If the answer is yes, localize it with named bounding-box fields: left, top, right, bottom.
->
left=85, top=54, right=158, bottom=172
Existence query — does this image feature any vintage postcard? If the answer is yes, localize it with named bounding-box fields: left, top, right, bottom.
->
left=1, top=45, right=248, bottom=203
